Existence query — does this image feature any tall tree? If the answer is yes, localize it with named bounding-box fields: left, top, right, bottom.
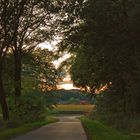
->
left=0, top=0, right=84, bottom=120
left=0, top=0, right=17, bottom=120
left=58, top=0, right=140, bottom=130
left=8, top=0, right=56, bottom=104
left=22, top=48, right=61, bottom=92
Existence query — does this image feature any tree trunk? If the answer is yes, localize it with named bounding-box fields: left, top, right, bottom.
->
left=0, top=68, right=9, bottom=120
left=14, top=50, right=21, bottom=105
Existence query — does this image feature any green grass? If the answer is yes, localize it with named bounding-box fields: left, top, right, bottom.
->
left=80, top=117, right=139, bottom=140
left=0, top=117, right=58, bottom=140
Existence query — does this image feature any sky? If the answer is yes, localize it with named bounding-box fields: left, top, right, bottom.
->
left=38, top=41, right=56, bottom=51
left=57, top=75, right=79, bottom=90
left=57, top=83, right=79, bottom=90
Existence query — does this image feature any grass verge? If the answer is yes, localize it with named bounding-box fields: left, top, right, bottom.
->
left=80, top=116, right=139, bottom=140
left=0, top=117, right=58, bottom=140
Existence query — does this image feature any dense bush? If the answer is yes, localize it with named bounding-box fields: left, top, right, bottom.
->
left=6, top=91, right=57, bottom=128
left=94, top=92, right=140, bottom=133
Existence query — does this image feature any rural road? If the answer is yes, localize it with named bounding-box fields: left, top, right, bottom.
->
left=10, top=115, right=87, bottom=140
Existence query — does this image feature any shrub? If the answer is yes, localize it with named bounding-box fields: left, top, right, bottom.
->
left=8, top=91, right=46, bottom=125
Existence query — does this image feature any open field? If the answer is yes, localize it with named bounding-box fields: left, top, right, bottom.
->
left=55, top=105, right=95, bottom=113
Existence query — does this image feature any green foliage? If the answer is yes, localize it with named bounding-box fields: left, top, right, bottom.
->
left=44, top=91, right=58, bottom=109
left=0, top=0, right=69, bottom=120
left=8, top=92, right=46, bottom=125
left=7, top=90, right=58, bottom=127
left=45, top=108, right=59, bottom=115
left=58, top=0, right=140, bottom=132
left=2, top=49, right=60, bottom=123
left=50, top=89, right=92, bottom=104
left=22, top=48, right=61, bottom=92
left=67, top=97, right=80, bottom=104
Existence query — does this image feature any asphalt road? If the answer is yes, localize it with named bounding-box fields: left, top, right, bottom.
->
left=10, top=115, right=87, bottom=140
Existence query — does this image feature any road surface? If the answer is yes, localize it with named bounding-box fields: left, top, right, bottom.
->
left=10, top=115, right=87, bottom=140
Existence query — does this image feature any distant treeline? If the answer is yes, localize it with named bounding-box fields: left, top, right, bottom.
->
left=50, top=89, right=94, bottom=104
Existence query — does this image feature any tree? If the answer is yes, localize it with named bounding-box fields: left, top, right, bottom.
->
left=0, top=0, right=52, bottom=119
left=10, top=0, right=82, bottom=104
left=0, top=0, right=16, bottom=120
left=58, top=0, right=140, bottom=130
left=22, top=48, right=61, bottom=92
left=8, top=0, right=58, bottom=104
left=0, top=0, right=85, bottom=120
